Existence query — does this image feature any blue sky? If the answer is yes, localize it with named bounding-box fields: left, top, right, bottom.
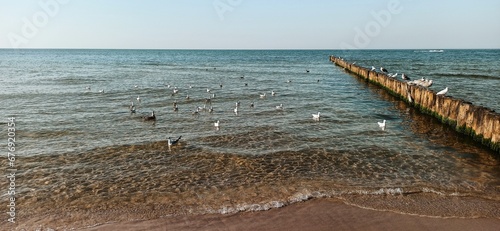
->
left=1, top=0, right=499, bottom=49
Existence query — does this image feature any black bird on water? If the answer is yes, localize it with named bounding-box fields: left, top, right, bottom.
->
left=143, top=111, right=156, bottom=121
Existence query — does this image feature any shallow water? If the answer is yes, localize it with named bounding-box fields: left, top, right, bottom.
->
left=0, top=49, right=499, bottom=229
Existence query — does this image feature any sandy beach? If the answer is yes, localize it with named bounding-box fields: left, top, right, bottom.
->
left=84, top=198, right=500, bottom=231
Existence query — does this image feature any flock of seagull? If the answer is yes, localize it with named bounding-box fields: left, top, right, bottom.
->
left=117, top=72, right=326, bottom=148
left=370, top=65, right=448, bottom=94
left=87, top=62, right=450, bottom=148
left=367, top=64, right=450, bottom=130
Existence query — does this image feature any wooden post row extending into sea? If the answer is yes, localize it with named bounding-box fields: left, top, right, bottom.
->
left=329, top=55, right=500, bottom=154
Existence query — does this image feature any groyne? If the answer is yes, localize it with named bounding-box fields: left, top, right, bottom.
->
left=329, top=56, right=500, bottom=154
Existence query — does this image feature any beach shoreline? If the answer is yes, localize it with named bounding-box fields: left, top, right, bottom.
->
left=83, top=198, right=500, bottom=231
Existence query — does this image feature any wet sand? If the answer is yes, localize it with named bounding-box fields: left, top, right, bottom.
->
left=84, top=198, right=500, bottom=231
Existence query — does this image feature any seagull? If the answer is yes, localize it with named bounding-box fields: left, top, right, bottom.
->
left=192, top=107, right=200, bottom=116
left=378, top=120, right=386, bottom=130
left=436, top=87, right=448, bottom=96
left=220, top=83, right=223, bottom=88
left=167, top=136, right=182, bottom=148
left=207, top=88, right=211, bottom=93
left=136, top=95, right=141, bottom=103
left=173, top=88, right=179, bottom=94
left=306, top=70, right=310, bottom=73
left=214, top=120, right=220, bottom=128
left=234, top=107, right=238, bottom=114
left=371, top=66, right=376, bottom=71
left=98, top=89, right=104, bottom=93
left=271, top=90, right=276, bottom=96
left=250, top=102, right=255, bottom=108
left=173, top=105, right=178, bottom=112
left=312, top=112, right=320, bottom=120
left=390, top=73, right=398, bottom=78
left=286, top=80, right=292, bottom=83
left=236, top=101, right=241, bottom=108
left=401, top=73, right=410, bottom=80
left=208, top=106, right=214, bottom=113
left=407, top=90, right=413, bottom=103
left=276, top=104, right=284, bottom=110
left=129, top=102, right=136, bottom=113
left=143, top=111, right=156, bottom=121
left=186, top=95, right=190, bottom=100
left=86, top=86, right=91, bottom=91
left=260, top=93, right=266, bottom=99
left=380, top=67, right=388, bottom=73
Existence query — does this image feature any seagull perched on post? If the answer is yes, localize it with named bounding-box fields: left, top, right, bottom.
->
left=167, top=136, right=182, bottom=149
left=371, top=66, right=376, bottom=71
left=401, top=73, right=410, bottom=80
left=436, top=87, right=448, bottom=95
left=378, top=120, right=386, bottom=131
left=380, top=67, right=388, bottom=73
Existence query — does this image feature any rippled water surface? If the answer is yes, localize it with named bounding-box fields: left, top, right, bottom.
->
left=0, top=49, right=499, bottom=229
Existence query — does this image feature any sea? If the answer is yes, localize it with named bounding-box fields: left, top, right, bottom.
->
left=1, top=49, right=499, bottom=229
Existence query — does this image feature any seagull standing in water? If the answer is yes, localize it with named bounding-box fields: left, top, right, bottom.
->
left=436, top=87, right=448, bottom=95
left=167, top=136, right=182, bottom=149
left=129, top=101, right=136, bottom=113
left=143, top=111, right=156, bottom=121
left=378, top=120, right=386, bottom=131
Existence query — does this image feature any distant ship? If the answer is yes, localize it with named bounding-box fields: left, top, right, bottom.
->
left=429, top=49, right=444, bottom=53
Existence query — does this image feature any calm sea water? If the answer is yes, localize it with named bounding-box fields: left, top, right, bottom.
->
left=1, top=49, right=499, bottom=229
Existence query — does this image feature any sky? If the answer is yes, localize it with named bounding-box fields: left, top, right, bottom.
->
left=0, top=0, right=499, bottom=49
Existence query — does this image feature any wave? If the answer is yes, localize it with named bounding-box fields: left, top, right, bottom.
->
left=206, top=186, right=493, bottom=217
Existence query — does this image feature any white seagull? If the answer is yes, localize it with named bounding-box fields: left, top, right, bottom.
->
left=380, top=67, right=388, bottom=73
left=136, top=95, right=141, bottom=103
left=378, top=120, right=386, bottom=130
left=276, top=104, right=284, bottom=110
left=271, top=90, right=276, bottom=96
left=260, top=93, right=267, bottom=99
left=436, top=87, right=448, bottom=95
left=371, top=66, right=376, bottom=71
left=214, top=120, right=220, bottom=127
left=167, top=136, right=182, bottom=149
left=312, top=112, right=321, bottom=120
